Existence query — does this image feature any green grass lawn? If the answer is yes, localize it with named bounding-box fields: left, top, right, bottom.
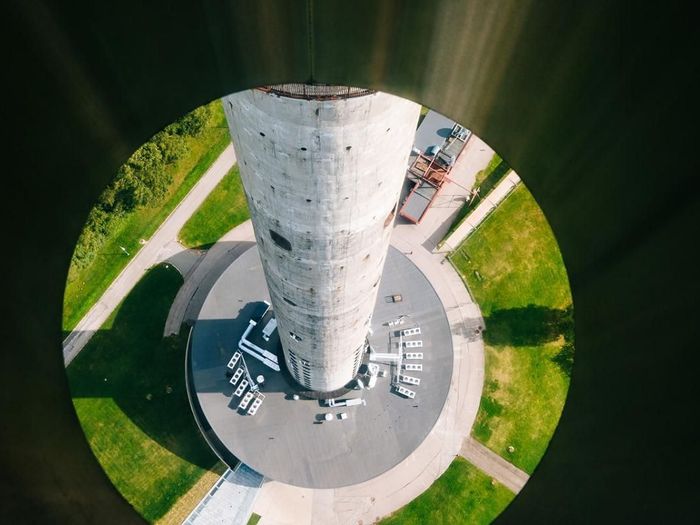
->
left=178, top=165, right=250, bottom=249
left=62, top=101, right=231, bottom=332
left=450, top=184, right=573, bottom=474
left=472, top=340, right=571, bottom=474
left=379, top=457, right=515, bottom=525
left=67, top=264, right=222, bottom=523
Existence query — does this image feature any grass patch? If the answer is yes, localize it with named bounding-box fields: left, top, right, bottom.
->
left=62, top=101, right=231, bottom=331
left=67, top=264, right=222, bottom=523
left=471, top=341, right=571, bottom=473
left=379, top=457, right=515, bottom=525
left=449, top=184, right=573, bottom=474
left=178, top=165, right=250, bottom=249
left=441, top=153, right=511, bottom=244
left=450, top=185, right=571, bottom=313
left=247, top=513, right=262, bottom=525
left=416, top=105, right=430, bottom=128
left=155, top=465, right=227, bottom=525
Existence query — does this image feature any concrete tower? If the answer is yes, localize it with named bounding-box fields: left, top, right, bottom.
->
left=223, top=85, right=420, bottom=392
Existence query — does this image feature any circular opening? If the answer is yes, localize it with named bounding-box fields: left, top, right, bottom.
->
left=63, top=87, right=574, bottom=523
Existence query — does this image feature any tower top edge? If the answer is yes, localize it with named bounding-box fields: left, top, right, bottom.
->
left=256, top=84, right=374, bottom=101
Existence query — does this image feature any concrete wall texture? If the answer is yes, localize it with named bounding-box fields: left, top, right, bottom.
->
left=223, top=88, right=420, bottom=391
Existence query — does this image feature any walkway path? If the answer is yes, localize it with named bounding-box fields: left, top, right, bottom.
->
left=439, top=170, right=521, bottom=253
left=183, top=464, right=264, bottom=525
left=459, top=437, right=530, bottom=494
left=163, top=220, right=255, bottom=336
left=62, top=143, right=236, bottom=366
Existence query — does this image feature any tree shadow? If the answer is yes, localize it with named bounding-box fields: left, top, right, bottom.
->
left=484, top=304, right=575, bottom=377
left=483, top=304, right=573, bottom=346
left=67, top=264, right=217, bottom=470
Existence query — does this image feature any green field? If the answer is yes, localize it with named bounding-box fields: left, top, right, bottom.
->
left=379, top=457, right=515, bottom=525
left=450, top=184, right=573, bottom=474
left=67, top=265, right=222, bottom=522
left=178, top=165, right=250, bottom=249
left=62, top=101, right=231, bottom=331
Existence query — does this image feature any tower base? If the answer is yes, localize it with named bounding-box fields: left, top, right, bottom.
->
left=188, top=245, right=453, bottom=489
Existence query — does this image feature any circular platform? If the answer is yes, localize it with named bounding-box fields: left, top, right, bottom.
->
left=188, top=245, right=453, bottom=489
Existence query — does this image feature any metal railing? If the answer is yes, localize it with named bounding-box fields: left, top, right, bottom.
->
left=257, top=83, right=374, bottom=100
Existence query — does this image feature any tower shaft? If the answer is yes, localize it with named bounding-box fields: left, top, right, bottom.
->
left=223, top=86, right=420, bottom=391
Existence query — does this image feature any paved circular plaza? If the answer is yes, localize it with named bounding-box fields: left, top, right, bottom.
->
left=189, top=245, right=454, bottom=489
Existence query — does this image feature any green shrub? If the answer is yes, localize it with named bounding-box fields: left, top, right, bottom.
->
left=154, top=131, right=188, bottom=163
left=69, top=106, right=207, bottom=268
left=172, top=105, right=212, bottom=137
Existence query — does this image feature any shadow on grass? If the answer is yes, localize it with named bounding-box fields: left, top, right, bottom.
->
left=67, top=264, right=217, bottom=470
left=472, top=378, right=505, bottom=442
left=484, top=304, right=575, bottom=377
left=484, top=305, right=573, bottom=346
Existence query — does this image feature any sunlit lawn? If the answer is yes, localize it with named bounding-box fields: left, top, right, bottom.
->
left=450, top=184, right=573, bottom=474
left=179, top=165, right=249, bottom=249
left=379, top=457, right=515, bottom=525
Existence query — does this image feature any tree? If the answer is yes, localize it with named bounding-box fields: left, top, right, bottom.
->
left=173, top=105, right=212, bottom=137
left=70, top=99, right=220, bottom=270
left=154, top=132, right=186, bottom=163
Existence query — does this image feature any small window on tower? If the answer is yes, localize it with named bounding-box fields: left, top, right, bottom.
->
left=289, top=331, right=302, bottom=342
left=269, top=229, right=292, bottom=251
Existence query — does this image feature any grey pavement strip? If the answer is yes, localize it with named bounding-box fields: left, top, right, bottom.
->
left=459, top=436, right=530, bottom=494
left=62, top=144, right=236, bottom=366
